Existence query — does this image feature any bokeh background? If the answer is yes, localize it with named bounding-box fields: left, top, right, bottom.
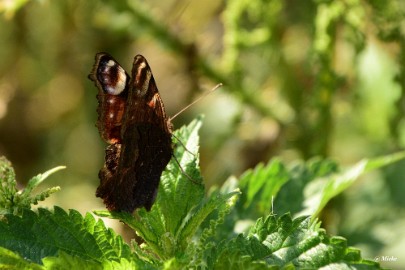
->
left=0, top=0, right=404, bottom=267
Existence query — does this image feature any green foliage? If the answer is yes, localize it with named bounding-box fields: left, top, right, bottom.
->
left=221, top=152, right=405, bottom=229
left=298, top=152, right=405, bottom=218
left=1, top=118, right=402, bottom=269
left=0, top=156, right=63, bottom=216
left=95, top=118, right=241, bottom=265
left=1, top=0, right=405, bottom=268
left=0, top=207, right=135, bottom=265
left=0, top=247, right=43, bottom=270
left=0, top=206, right=155, bottom=269
left=213, top=214, right=379, bottom=269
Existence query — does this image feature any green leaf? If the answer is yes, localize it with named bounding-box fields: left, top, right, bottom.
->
left=231, top=152, right=405, bottom=222
left=274, top=158, right=339, bottom=217
left=237, top=159, right=290, bottom=219
left=42, top=251, right=102, bottom=270
left=0, top=156, right=63, bottom=215
left=156, top=116, right=206, bottom=239
left=219, top=157, right=338, bottom=237
left=95, top=116, right=241, bottom=265
left=42, top=251, right=156, bottom=270
left=179, top=189, right=240, bottom=243
left=0, top=207, right=136, bottom=265
left=21, top=165, right=65, bottom=197
left=0, top=157, right=18, bottom=212
left=0, top=247, right=44, bottom=270
left=298, top=151, right=405, bottom=218
left=213, top=214, right=382, bottom=269
left=130, top=116, right=207, bottom=258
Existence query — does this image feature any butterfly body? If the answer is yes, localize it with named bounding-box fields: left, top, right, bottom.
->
left=89, top=53, right=172, bottom=212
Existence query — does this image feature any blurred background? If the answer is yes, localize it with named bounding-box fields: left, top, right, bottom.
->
left=0, top=0, right=404, bottom=267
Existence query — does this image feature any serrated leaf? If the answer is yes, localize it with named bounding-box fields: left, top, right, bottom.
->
left=95, top=117, right=240, bottom=265
left=0, top=247, right=44, bottom=270
left=0, top=207, right=135, bottom=265
left=0, top=157, right=18, bottom=211
left=237, top=159, right=290, bottom=219
left=0, top=157, right=17, bottom=191
left=274, top=158, right=339, bottom=217
left=42, top=251, right=102, bottom=270
left=243, top=154, right=403, bottom=219
left=156, top=116, right=206, bottom=235
left=179, top=189, right=240, bottom=242
left=213, top=214, right=382, bottom=269
left=224, top=158, right=340, bottom=225
left=298, top=151, right=405, bottom=218
left=102, top=257, right=157, bottom=270
left=42, top=250, right=156, bottom=270
left=94, top=118, right=206, bottom=259
left=21, top=166, right=65, bottom=196
left=0, top=157, right=63, bottom=215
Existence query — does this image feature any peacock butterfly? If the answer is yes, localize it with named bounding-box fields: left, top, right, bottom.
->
left=88, top=53, right=173, bottom=213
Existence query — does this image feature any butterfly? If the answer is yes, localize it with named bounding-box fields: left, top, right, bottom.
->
left=89, top=53, right=173, bottom=212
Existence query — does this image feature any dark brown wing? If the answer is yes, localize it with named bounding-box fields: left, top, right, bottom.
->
left=89, top=53, right=129, bottom=144
left=93, top=54, right=173, bottom=212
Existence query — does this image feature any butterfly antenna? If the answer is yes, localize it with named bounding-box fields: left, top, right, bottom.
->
left=170, top=83, right=222, bottom=185
left=171, top=155, right=200, bottom=185
left=172, top=133, right=195, bottom=156
left=170, top=83, right=222, bottom=121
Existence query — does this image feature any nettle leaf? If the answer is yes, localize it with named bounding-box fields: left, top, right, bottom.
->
left=42, top=251, right=102, bottom=270
left=0, top=157, right=18, bottom=212
left=0, top=207, right=140, bottom=266
left=237, top=159, right=290, bottom=219
left=157, top=116, right=206, bottom=240
left=42, top=251, right=155, bottom=270
left=0, top=156, right=63, bottom=216
left=187, top=188, right=240, bottom=268
left=298, top=151, right=405, bottom=217
left=216, top=158, right=339, bottom=239
left=95, top=116, right=240, bottom=264
left=274, top=158, right=339, bottom=217
left=231, top=152, right=405, bottom=222
left=0, top=247, right=44, bottom=270
left=206, top=152, right=404, bottom=268
left=2, top=118, right=398, bottom=269
left=126, top=117, right=206, bottom=258
left=213, top=214, right=381, bottom=269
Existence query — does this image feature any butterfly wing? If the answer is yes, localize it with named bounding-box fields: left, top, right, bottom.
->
left=90, top=53, right=173, bottom=212
left=89, top=53, right=129, bottom=144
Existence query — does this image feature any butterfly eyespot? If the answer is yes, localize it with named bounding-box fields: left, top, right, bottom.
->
left=106, top=60, right=115, bottom=67
left=97, top=59, right=128, bottom=95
